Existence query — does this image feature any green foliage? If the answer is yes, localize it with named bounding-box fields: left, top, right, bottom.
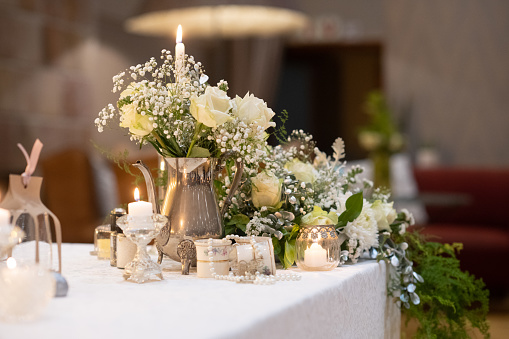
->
left=363, top=91, right=397, bottom=137
left=225, top=214, right=249, bottom=235
left=274, top=109, right=289, bottom=144
left=336, top=192, right=363, bottom=228
left=275, top=225, right=300, bottom=269
left=397, top=231, right=490, bottom=338
left=92, top=142, right=144, bottom=187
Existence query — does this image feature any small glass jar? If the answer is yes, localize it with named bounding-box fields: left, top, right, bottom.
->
left=295, top=225, right=341, bottom=271
left=95, top=225, right=111, bottom=260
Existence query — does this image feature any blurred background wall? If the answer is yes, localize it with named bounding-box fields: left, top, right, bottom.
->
left=0, top=0, right=508, bottom=192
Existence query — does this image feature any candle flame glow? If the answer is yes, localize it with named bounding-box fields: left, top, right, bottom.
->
left=6, top=257, right=16, bottom=269
left=134, top=187, right=140, bottom=202
left=160, top=159, right=165, bottom=171
left=176, top=24, right=183, bottom=43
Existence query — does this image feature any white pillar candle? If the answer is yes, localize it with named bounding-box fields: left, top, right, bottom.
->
left=128, top=188, right=153, bottom=216
left=0, top=208, right=11, bottom=226
left=304, top=243, right=328, bottom=268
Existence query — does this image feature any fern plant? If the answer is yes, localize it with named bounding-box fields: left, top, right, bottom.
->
left=396, top=230, right=490, bottom=338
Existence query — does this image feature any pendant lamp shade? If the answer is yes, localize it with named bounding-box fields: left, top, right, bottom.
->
left=125, top=0, right=309, bottom=38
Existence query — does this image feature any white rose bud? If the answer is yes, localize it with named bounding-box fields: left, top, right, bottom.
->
left=233, top=92, right=276, bottom=132
left=251, top=172, right=281, bottom=208
left=190, top=86, right=232, bottom=128
left=284, top=159, right=317, bottom=183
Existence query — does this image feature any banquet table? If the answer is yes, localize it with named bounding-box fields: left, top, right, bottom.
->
left=0, top=244, right=400, bottom=339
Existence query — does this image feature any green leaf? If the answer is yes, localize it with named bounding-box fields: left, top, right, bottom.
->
left=272, top=237, right=281, bottom=256
left=188, top=146, right=210, bottom=158
left=225, top=214, right=250, bottom=226
left=337, top=192, right=363, bottom=228
left=283, top=239, right=296, bottom=269
left=225, top=214, right=249, bottom=233
left=289, top=224, right=300, bottom=240
left=224, top=225, right=236, bottom=236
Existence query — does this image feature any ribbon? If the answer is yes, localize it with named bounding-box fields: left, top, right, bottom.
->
left=17, top=139, right=44, bottom=187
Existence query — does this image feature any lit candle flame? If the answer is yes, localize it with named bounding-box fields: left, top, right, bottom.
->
left=134, top=187, right=140, bottom=202
left=6, top=257, right=16, bottom=269
left=160, top=159, right=165, bottom=171
left=176, top=24, right=183, bottom=44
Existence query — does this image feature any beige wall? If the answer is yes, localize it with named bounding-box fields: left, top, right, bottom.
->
left=384, top=0, right=509, bottom=166
left=1, top=0, right=507, bottom=177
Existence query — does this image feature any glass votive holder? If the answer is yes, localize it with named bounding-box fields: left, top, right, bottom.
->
left=95, top=225, right=111, bottom=260
left=295, top=225, right=341, bottom=271
left=0, top=258, right=55, bottom=322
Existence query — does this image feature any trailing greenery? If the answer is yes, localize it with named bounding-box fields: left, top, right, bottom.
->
left=91, top=142, right=144, bottom=187
left=394, top=230, right=490, bottom=338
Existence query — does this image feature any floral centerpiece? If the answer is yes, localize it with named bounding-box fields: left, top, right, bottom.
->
left=95, top=48, right=489, bottom=338
left=95, top=49, right=273, bottom=175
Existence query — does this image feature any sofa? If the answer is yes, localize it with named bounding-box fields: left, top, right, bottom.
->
left=413, top=167, right=509, bottom=291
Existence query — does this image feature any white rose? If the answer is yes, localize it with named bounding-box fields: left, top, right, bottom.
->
left=301, top=206, right=338, bottom=226
left=119, top=103, right=153, bottom=137
left=120, top=85, right=135, bottom=99
left=234, top=92, right=276, bottom=131
left=371, top=200, right=397, bottom=231
left=251, top=172, right=281, bottom=208
left=190, top=86, right=232, bottom=128
left=284, top=159, right=317, bottom=183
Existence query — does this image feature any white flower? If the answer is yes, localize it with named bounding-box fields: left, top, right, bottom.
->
left=284, top=158, right=317, bottom=183
left=371, top=200, right=397, bottom=232
left=120, top=85, right=135, bottom=99
left=190, top=86, right=232, bottom=128
left=233, top=92, right=276, bottom=131
left=251, top=172, right=281, bottom=208
left=301, top=206, right=338, bottom=225
left=344, top=200, right=378, bottom=262
left=119, top=103, right=154, bottom=136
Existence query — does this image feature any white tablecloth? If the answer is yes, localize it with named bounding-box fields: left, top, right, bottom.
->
left=0, top=244, right=400, bottom=339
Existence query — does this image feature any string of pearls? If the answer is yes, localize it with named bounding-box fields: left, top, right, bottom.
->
left=208, top=235, right=301, bottom=285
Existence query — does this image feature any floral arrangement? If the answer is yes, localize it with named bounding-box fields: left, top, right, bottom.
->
left=95, top=50, right=274, bottom=176
left=358, top=90, right=405, bottom=188
left=95, top=50, right=489, bottom=338
left=358, top=90, right=404, bottom=155
left=219, top=129, right=489, bottom=337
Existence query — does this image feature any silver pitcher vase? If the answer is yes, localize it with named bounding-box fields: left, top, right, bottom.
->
left=134, top=156, right=243, bottom=270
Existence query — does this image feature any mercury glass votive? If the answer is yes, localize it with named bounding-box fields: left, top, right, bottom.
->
left=295, top=225, right=341, bottom=271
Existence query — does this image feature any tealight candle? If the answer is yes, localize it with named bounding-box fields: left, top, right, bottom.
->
left=128, top=188, right=152, bottom=216
left=304, top=243, right=328, bottom=268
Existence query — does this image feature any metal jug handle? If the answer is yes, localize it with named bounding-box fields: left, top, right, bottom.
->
left=217, top=152, right=244, bottom=215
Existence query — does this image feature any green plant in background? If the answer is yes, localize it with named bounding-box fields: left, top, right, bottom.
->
left=359, top=90, right=404, bottom=189
left=394, top=230, right=490, bottom=338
